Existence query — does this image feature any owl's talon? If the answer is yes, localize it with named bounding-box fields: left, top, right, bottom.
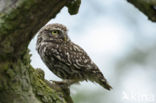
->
left=53, top=81, right=70, bottom=88
left=49, top=80, right=78, bottom=87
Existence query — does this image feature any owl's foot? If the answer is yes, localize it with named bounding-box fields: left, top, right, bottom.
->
left=50, top=80, right=79, bottom=87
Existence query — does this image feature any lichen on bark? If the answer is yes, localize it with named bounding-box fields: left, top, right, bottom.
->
left=0, top=0, right=81, bottom=103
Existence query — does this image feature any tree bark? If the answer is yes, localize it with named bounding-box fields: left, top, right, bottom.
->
left=127, top=0, right=156, bottom=22
left=0, top=0, right=81, bottom=103
left=0, top=0, right=155, bottom=103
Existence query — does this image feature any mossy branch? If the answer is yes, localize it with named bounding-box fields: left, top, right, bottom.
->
left=127, top=0, right=156, bottom=22
left=0, top=0, right=81, bottom=103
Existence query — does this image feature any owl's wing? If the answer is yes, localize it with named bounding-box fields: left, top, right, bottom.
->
left=64, top=42, right=93, bottom=69
left=46, top=42, right=94, bottom=70
left=45, top=42, right=112, bottom=90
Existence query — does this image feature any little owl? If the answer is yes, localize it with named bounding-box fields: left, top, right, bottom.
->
left=36, top=23, right=112, bottom=90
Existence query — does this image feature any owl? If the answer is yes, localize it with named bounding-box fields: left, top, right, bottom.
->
left=36, top=23, right=112, bottom=90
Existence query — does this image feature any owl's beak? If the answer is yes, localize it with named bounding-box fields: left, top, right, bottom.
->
left=60, top=34, right=66, bottom=41
left=64, top=36, right=67, bottom=42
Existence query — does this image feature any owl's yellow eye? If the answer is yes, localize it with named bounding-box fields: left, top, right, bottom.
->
left=51, top=30, right=59, bottom=35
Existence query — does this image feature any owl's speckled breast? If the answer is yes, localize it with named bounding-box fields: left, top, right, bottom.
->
left=38, top=42, right=78, bottom=79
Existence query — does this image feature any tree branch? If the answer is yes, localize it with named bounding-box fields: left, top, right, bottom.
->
left=127, top=0, right=156, bottom=22
left=0, top=0, right=81, bottom=103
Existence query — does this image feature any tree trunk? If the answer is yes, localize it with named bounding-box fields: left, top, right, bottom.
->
left=0, top=0, right=81, bottom=103
left=0, top=0, right=155, bottom=103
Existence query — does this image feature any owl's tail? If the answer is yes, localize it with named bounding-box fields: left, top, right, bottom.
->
left=93, top=71, right=112, bottom=90
left=96, top=77, right=112, bottom=90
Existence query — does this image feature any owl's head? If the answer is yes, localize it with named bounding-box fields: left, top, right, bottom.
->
left=37, top=23, right=70, bottom=43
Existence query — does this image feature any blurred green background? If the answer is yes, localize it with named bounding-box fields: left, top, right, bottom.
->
left=29, top=0, right=156, bottom=103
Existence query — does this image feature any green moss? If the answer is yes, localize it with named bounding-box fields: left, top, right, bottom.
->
left=0, top=0, right=35, bottom=36
left=128, top=0, right=156, bottom=22
left=0, top=49, right=67, bottom=102
left=0, top=63, right=9, bottom=90
left=23, top=0, right=36, bottom=10
left=0, top=9, right=19, bottom=33
left=35, top=68, right=45, bottom=80
left=66, top=0, right=81, bottom=15
left=0, top=0, right=77, bottom=102
left=0, top=62, right=9, bottom=71
left=29, top=66, right=66, bottom=103
left=6, top=68, right=15, bottom=78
